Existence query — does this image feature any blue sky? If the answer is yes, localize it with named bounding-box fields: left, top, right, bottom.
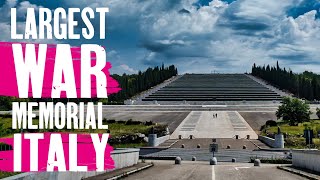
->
left=1, top=0, right=320, bottom=74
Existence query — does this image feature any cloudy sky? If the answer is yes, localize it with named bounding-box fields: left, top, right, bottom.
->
left=1, top=0, right=320, bottom=74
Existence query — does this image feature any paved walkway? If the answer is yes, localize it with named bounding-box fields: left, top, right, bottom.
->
left=170, top=111, right=258, bottom=139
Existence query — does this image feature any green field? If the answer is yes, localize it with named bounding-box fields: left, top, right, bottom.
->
left=264, top=120, right=320, bottom=149
left=0, top=172, right=20, bottom=179
left=266, top=120, right=320, bottom=135
left=108, top=123, right=154, bottom=137
left=0, top=116, right=164, bottom=152
left=112, top=142, right=147, bottom=148
left=0, top=116, right=164, bottom=138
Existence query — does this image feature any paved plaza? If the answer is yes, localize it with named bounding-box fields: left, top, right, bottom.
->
left=123, top=161, right=306, bottom=180
left=170, top=111, right=258, bottom=139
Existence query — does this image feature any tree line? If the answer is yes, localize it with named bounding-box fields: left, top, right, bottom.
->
left=109, top=64, right=178, bottom=103
left=252, top=62, right=320, bottom=101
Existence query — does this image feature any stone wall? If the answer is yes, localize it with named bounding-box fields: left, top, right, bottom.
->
left=3, top=148, right=140, bottom=180
left=258, top=135, right=276, bottom=147
left=148, top=134, right=170, bottom=147
left=111, top=148, right=140, bottom=169
left=292, top=150, right=320, bottom=173
left=258, top=134, right=284, bottom=148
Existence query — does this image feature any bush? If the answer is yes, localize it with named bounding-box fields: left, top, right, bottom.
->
left=145, top=121, right=153, bottom=126
left=0, top=97, right=13, bottom=110
left=106, top=119, right=116, bottom=124
left=0, top=114, right=12, bottom=118
left=125, top=119, right=141, bottom=125
left=106, top=101, right=124, bottom=105
left=117, top=120, right=126, bottom=124
left=99, top=98, right=108, bottom=105
left=316, top=108, right=320, bottom=119
left=266, top=120, right=277, bottom=127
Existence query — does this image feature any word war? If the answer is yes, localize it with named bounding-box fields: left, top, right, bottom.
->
left=13, top=43, right=108, bottom=98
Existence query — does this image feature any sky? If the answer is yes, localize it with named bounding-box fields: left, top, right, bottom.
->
left=1, top=0, right=320, bottom=74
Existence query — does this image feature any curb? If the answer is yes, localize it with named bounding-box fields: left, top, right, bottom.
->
left=257, top=148, right=290, bottom=152
left=166, top=140, right=179, bottom=148
left=140, top=156, right=177, bottom=161
left=248, top=139, right=262, bottom=150
left=107, top=163, right=154, bottom=180
left=277, top=166, right=320, bottom=180
left=153, top=139, right=179, bottom=149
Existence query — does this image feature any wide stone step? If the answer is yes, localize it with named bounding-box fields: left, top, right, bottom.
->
left=141, top=148, right=287, bottom=162
left=155, top=92, right=278, bottom=94
left=140, top=74, right=283, bottom=102
left=142, top=97, right=283, bottom=101
left=147, top=95, right=281, bottom=97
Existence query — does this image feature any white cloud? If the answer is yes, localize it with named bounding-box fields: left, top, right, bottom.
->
left=108, top=50, right=119, bottom=59
left=13, top=0, right=318, bottom=74
left=6, top=0, right=18, bottom=7
left=138, top=0, right=320, bottom=73
left=120, top=64, right=138, bottom=74
left=17, top=1, right=42, bottom=17
left=0, top=0, right=58, bottom=43
left=0, top=0, right=17, bottom=22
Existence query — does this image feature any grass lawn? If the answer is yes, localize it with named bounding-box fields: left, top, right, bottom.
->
left=0, top=117, right=163, bottom=138
left=112, top=142, right=147, bottom=148
left=0, top=172, right=20, bottom=179
left=0, top=117, right=21, bottom=138
left=266, top=120, right=320, bottom=136
left=264, top=120, right=320, bottom=149
left=108, top=123, right=152, bottom=137
left=284, top=137, right=320, bottom=149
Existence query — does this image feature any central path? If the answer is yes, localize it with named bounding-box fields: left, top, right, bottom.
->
left=170, top=111, right=258, bottom=139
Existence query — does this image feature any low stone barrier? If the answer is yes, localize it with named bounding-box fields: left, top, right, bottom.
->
left=292, top=150, right=320, bottom=173
left=148, top=134, right=170, bottom=147
left=258, top=135, right=275, bottom=147
left=258, top=134, right=284, bottom=148
left=111, top=148, right=140, bottom=169
left=2, top=148, right=140, bottom=180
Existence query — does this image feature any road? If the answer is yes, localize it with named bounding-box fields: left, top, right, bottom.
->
left=124, top=161, right=307, bottom=180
